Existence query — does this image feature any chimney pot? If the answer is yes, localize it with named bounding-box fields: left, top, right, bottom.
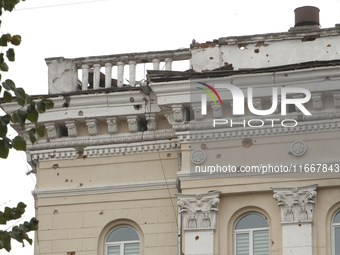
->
left=294, top=6, right=320, bottom=27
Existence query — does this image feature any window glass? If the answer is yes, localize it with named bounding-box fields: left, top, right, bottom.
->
left=334, top=211, right=340, bottom=224
left=235, top=214, right=269, bottom=230
left=107, top=227, right=139, bottom=242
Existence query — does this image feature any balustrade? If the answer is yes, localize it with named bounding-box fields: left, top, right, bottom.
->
left=46, top=49, right=190, bottom=94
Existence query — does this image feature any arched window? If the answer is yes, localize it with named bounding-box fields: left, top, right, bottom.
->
left=234, top=213, right=269, bottom=255
left=106, top=226, right=140, bottom=255
left=333, top=210, right=340, bottom=255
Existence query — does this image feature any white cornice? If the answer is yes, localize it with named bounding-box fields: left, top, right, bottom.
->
left=30, top=138, right=180, bottom=161
left=33, top=179, right=177, bottom=199
left=29, top=130, right=176, bottom=151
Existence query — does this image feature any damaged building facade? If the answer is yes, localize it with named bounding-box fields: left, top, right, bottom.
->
left=3, top=6, right=340, bottom=255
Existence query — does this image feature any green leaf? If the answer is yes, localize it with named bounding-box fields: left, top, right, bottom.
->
left=36, top=101, right=45, bottom=113
left=12, top=136, right=26, bottom=151
left=2, top=79, right=15, bottom=91
left=0, top=114, right=11, bottom=125
left=10, top=35, right=21, bottom=46
left=0, top=61, right=9, bottom=72
left=0, top=124, right=7, bottom=138
left=0, top=139, right=10, bottom=159
left=11, top=110, right=27, bottom=125
left=27, top=109, right=38, bottom=123
left=0, top=34, right=11, bottom=47
left=0, top=233, right=11, bottom=252
left=6, top=48, right=15, bottom=62
left=42, top=98, right=54, bottom=110
left=3, top=91, right=12, bottom=102
left=36, top=126, right=45, bottom=137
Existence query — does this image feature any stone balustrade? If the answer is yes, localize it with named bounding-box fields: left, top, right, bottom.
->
left=46, top=49, right=191, bottom=94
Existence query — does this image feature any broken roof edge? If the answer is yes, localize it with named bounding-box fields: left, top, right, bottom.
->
left=191, top=25, right=340, bottom=49
left=147, top=59, right=340, bottom=83
left=45, top=48, right=191, bottom=66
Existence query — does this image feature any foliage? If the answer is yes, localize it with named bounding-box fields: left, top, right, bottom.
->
left=0, top=0, right=54, bottom=251
left=0, top=203, right=39, bottom=251
left=0, top=0, right=54, bottom=159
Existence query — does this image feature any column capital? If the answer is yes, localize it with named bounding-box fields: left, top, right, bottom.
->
left=176, top=191, right=221, bottom=230
left=271, top=184, right=317, bottom=224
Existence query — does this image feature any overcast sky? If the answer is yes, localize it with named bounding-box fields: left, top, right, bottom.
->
left=1, top=0, right=340, bottom=254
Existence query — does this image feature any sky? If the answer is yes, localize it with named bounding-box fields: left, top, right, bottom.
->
left=0, top=0, right=340, bottom=254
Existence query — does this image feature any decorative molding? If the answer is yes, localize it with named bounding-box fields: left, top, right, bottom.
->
left=44, top=122, right=60, bottom=139
left=127, top=115, right=140, bottom=132
left=192, top=103, right=204, bottom=121
left=85, top=119, right=99, bottom=136
left=146, top=113, right=157, bottom=131
left=172, top=104, right=186, bottom=122
left=311, top=92, right=323, bottom=110
left=187, top=119, right=340, bottom=142
left=211, top=103, right=223, bottom=118
left=28, top=130, right=176, bottom=151
left=65, top=120, right=78, bottom=137
left=30, top=139, right=180, bottom=161
left=271, top=184, right=318, bottom=224
left=333, top=92, right=340, bottom=108
left=106, top=117, right=119, bottom=134
left=176, top=191, right=221, bottom=230
left=33, top=179, right=177, bottom=199
left=191, top=149, right=206, bottom=165
left=290, top=140, right=307, bottom=157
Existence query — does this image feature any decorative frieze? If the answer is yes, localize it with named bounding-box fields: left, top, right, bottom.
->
left=177, top=191, right=221, bottom=230
left=30, top=139, right=180, bottom=161
left=65, top=120, right=78, bottom=137
left=44, top=122, right=60, bottom=139
left=106, top=117, right=119, bottom=134
left=146, top=113, right=157, bottom=130
left=85, top=119, right=99, bottom=136
left=127, top=115, right=140, bottom=132
left=272, top=184, right=318, bottom=224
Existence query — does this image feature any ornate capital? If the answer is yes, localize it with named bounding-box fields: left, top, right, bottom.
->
left=176, top=191, right=221, bottom=230
left=271, top=184, right=317, bottom=224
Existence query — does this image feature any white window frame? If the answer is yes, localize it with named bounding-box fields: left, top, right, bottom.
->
left=234, top=214, right=269, bottom=255
left=332, top=210, right=340, bottom=255
left=105, top=226, right=140, bottom=255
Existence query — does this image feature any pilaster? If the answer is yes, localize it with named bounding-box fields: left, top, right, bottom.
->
left=177, top=191, right=221, bottom=255
left=272, top=184, right=318, bottom=255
